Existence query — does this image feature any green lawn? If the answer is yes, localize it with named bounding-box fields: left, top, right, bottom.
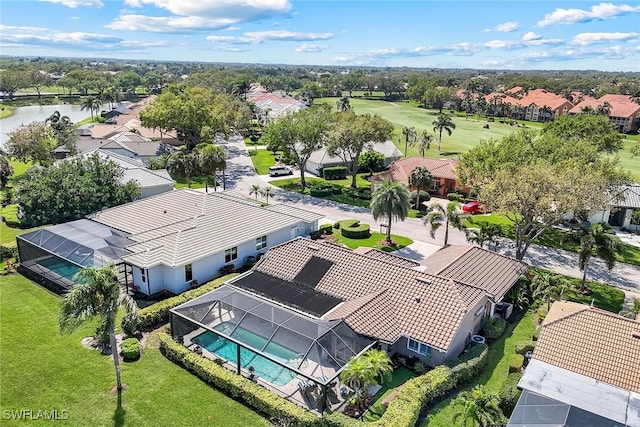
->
left=0, top=103, right=15, bottom=118
left=363, top=367, right=418, bottom=421
left=270, top=176, right=375, bottom=208
left=331, top=229, right=413, bottom=252
left=0, top=274, right=270, bottom=426
left=465, top=213, right=640, bottom=267
left=249, top=148, right=281, bottom=175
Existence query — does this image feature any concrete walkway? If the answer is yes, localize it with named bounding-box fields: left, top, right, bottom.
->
left=219, top=135, right=640, bottom=300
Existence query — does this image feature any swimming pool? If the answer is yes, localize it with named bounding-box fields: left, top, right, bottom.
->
left=193, top=324, right=298, bottom=386
left=36, top=257, right=81, bottom=282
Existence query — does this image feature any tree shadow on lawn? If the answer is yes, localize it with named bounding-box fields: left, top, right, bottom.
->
left=438, top=151, right=461, bottom=157
left=113, top=390, right=125, bottom=427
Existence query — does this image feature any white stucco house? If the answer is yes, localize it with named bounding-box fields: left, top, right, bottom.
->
left=587, top=184, right=640, bottom=230
left=305, top=140, right=402, bottom=176
left=17, top=190, right=323, bottom=296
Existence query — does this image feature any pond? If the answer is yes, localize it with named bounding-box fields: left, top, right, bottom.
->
left=0, top=104, right=103, bottom=147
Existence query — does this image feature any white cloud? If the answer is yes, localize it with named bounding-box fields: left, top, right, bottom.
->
left=494, top=21, right=519, bottom=32
left=537, top=2, right=640, bottom=27
left=295, top=43, right=328, bottom=53
left=225, top=26, right=241, bottom=31
left=207, top=30, right=333, bottom=45
left=39, top=0, right=103, bottom=7
left=522, top=32, right=541, bottom=41
left=112, top=0, right=292, bottom=32
left=571, top=32, right=638, bottom=46
left=70, top=16, right=80, bottom=20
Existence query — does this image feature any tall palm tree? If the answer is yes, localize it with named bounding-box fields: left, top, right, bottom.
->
left=452, top=385, right=506, bottom=427
left=370, top=177, right=410, bottom=244
left=336, top=96, right=352, bottom=112
left=423, top=201, right=463, bottom=247
left=465, top=221, right=502, bottom=250
left=539, top=105, right=553, bottom=122
left=195, top=143, right=226, bottom=193
left=249, top=184, right=262, bottom=201
left=401, top=126, right=417, bottom=157
left=417, top=130, right=434, bottom=157
left=60, top=264, right=139, bottom=393
left=362, top=349, right=392, bottom=385
left=340, top=356, right=375, bottom=398
left=577, top=223, right=618, bottom=293
left=0, top=147, right=14, bottom=188
left=166, top=151, right=197, bottom=188
left=81, top=96, right=99, bottom=121
left=408, top=166, right=432, bottom=210
left=231, top=80, right=250, bottom=100
left=260, top=186, right=274, bottom=205
left=432, top=113, right=456, bottom=152
left=595, top=101, right=612, bottom=116
left=532, top=273, right=574, bottom=310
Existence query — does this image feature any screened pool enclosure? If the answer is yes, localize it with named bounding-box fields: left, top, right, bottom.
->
left=16, top=219, right=134, bottom=293
left=170, top=284, right=377, bottom=390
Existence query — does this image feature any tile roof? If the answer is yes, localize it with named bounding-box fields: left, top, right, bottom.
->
left=252, top=238, right=487, bottom=350
left=307, top=141, right=401, bottom=166
left=373, top=156, right=459, bottom=183
left=427, top=245, right=529, bottom=300
left=569, top=94, right=640, bottom=118
left=534, top=301, right=640, bottom=393
left=354, top=247, right=421, bottom=268
left=516, top=89, right=573, bottom=111
left=88, top=191, right=322, bottom=268
left=611, top=184, right=640, bottom=208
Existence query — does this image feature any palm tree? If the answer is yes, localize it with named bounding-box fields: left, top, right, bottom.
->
left=231, top=80, right=250, bottom=100
left=408, top=166, right=432, bottom=210
left=336, top=96, right=352, bottom=112
left=362, top=349, right=392, bottom=385
left=465, top=221, right=502, bottom=250
left=60, top=264, right=139, bottom=393
left=340, top=356, right=375, bottom=398
left=531, top=273, right=574, bottom=310
left=417, top=130, right=433, bottom=157
left=580, top=105, right=595, bottom=114
left=432, top=114, right=456, bottom=152
left=452, top=385, right=506, bottom=427
left=401, top=126, right=417, bottom=157
left=260, top=186, right=274, bottom=205
left=423, top=201, right=463, bottom=247
left=370, top=177, right=410, bottom=244
left=167, top=151, right=197, bottom=188
left=595, top=101, right=612, bottom=116
left=249, top=184, right=262, bottom=201
left=81, top=96, right=99, bottom=121
left=577, top=223, right=619, bottom=293
left=539, top=105, right=553, bottom=122
left=0, top=147, right=14, bottom=188
left=195, top=143, right=226, bottom=193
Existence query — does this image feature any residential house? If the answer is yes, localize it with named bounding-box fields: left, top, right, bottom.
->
left=76, top=131, right=175, bottom=165
left=569, top=94, right=640, bottom=133
left=17, top=190, right=323, bottom=296
left=509, top=301, right=640, bottom=426
left=246, top=87, right=305, bottom=122
left=305, top=140, right=402, bottom=176
left=514, top=88, right=574, bottom=122
left=103, top=104, right=133, bottom=121
left=587, top=184, right=640, bottom=230
left=371, top=156, right=470, bottom=197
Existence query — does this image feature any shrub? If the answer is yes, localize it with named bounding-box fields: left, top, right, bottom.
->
left=536, top=305, right=549, bottom=323
left=310, top=187, right=334, bottom=197
left=499, top=372, right=522, bottom=415
left=120, top=338, right=140, bottom=362
left=514, top=340, right=536, bottom=355
left=447, top=192, right=464, bottom=201
left=219, top=264, right=235, bottom=275
left=323, top=166, right=348, bottom=180
left=447, top=343, right=489, bottom=384
left=319, top=223, right=333, bottom=235
left=509, top=354, right=524, bottom=373
left=409, top=190, right=431, bottom=210
left=137, top=275, right=236, bottom=329
left=482, top=317, right=506, bottom=340
left=531, top=328, right=540, bottom=341
left=0, top=244, right=18, bottom=261
left=339, top=219, right=371, bottom=239
left=159, top=333, right=319, bottom=426
left=342, top=187, right=372, bottom=201
left=413, top=361, right=428, bottom=375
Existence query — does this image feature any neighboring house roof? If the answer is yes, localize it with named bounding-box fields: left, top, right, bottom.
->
left=246, top=91, right=304, bottom=119
left=372, top=156, right=459, bottom=183
left=569, top=94, right=640, bottom=118
left=611, top=184, right=640, bottom=208
left=307, top=141, right=401, bottom=167
left=535, top=301, right=640, bottom=393
left=263, top=203, right=326, bottom=223
left=354, top=247, right=421, bottom=268
left=88, top=190, right=322, bottom=269
left=249, top=238, right=492, bottom=351
left=484, top=92, right=520, bottom=105
left=517, top=88, right=573, bottom=111
left=422, top=245, right=528, bottom=300
left=76, top=135, right=173, bottom=158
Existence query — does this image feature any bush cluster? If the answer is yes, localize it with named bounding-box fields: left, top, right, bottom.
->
left=482, top=317, right=507, bottom=340
left=509, top=354, right=524, bottom=373
left=447, top=192, right=464, bottom=201
left=409, top=190, right=431, bottom=210
left=120, top=338, right=141, bottom=362
left=319, top=223, right=333, bottom=235
left=514, top=340, right=536, bottom=355
left=323, top=166, right=348, bottom=180
left=499, top=372, right=522, bottom=414
left=310, top=182, right=342, bottom=197
left=536, top=305, right=549, bottom=323
left=0, top=244, right=18, bottom=261
left=342, top=187, right=371, bottom=201
left=338, top=219, right=371, bottom=239
left=159, top=333, right=320, bottom=427
left=137, top=274, right=236, bottom=329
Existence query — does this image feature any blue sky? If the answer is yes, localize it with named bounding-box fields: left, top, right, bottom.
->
left=1, top=1, right=639, bottom=70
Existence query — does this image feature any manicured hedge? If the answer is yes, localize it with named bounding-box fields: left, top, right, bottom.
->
left=159, top=333, right=320, bottom=427
left=121, top=338, right=141, bottom=362
left=310, top=186, right=334, bottom=197
left=338, top=219, right=370, bottom=239
left=514, top=340, right=536, bottom=355
left=319, top=223, right=333, bottom=235
left=0, top=244, right=18, bottom=261
left=499, top=372, right=522, bottom=415
left=323, top=166, right=347, bottom=180
left=482, top=317, right=507, bottom=340
left=137, top=274, right=237, bottom=329
left=509, top=354, right=524, bottom=373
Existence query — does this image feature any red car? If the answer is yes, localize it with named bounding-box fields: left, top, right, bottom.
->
left=462, top=201, right=483, bottom=214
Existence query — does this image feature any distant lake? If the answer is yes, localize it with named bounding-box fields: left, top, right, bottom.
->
left=0, top=104, right=102, bottom=147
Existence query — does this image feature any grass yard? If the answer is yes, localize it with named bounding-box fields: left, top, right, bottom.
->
left=270, top=176, right=375, bottom=208
left=331, top=230, right=413, bottom=252
left=0, top=274, right=270, bottom=426
left=0, top=103, right=15, bottom=118
left=363, top=367, right=418, bottom=421
left=249, top=148, right=281, bottom=175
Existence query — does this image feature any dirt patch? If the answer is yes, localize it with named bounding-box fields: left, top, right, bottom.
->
left=81, top=336, right=104, bottom=351
left=109, top=384, right=129, bottom=396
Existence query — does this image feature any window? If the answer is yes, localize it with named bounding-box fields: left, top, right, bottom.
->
left=185, top=263, right=193, bottom=282
left=256, top=235, right=267, bottom=251
left=407, top=338, right=430, bottom=356
left=225, top=247, right=238, bottom=263
left=140, top=268, right=146, bottom=284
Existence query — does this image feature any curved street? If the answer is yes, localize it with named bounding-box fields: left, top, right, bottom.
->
left=218, top=136, right=640, bottom=305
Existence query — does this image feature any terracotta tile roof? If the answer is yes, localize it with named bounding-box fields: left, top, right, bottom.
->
left=516, top=89, right=574, bottom=111
left=534, top=301, right=640, bottom=393
left=569, top=94, right=640, bottom=118
left=355, top=247, right=421, bottom=268
left=254, top=238, right=487, bottom=350
left=430, top=245, right=529, bottom=300
left=372, top=156, right=459, bottom=183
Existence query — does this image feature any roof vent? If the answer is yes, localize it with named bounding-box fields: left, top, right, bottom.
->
left=416, top=277, right=431, bottom=285
left=415, top=297, right=421, bottom=303
left=307, top=244, right=320, bottom=251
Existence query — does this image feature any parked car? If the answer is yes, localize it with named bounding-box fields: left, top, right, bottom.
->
left=268, top=165, right=293, bottom=177
left=462, top=201, right=483, bottom=214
